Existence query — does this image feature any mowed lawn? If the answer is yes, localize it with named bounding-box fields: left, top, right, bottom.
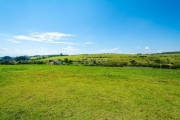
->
left=0, top=65, right=180, bottom=120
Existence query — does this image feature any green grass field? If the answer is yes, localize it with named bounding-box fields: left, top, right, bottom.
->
left=0, top=65, right=180, bottom=119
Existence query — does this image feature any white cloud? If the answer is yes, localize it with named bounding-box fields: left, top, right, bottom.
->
left=0, top=45, right=82, bottom=56
left=33, top=47, right=47, bottom=53
left=157, top=50, right=163, bottom=53
left=62, top=46, right=80, bottom=51
left=6, top=39, right=22, bottom=43
left=14, top=32, right=74, bottom=43
left=110, top=47, right=119, bottom=51
left=4, top=32, right=92, bottom=46
left=145, top=46, right=150, bottom=50
left=61, top=46, right=81, bottom=55
left=0, top=47, right=59, bottom=56
left=83, top=42, right=93, bottom=45
left=100, top=47, right=119, bottom=53
left=144, top=46, right=151, bottom=53
left=47, top=41, right=75, bottom=44
left=137, top=47, right=140, bottom=49
left=0, top=46, right=7, bottom=51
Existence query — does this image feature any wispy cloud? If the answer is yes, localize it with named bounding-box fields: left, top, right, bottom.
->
left=110, top=47, right=119, bottom=51
left=33, top=47, right=47, bottom=53
left=145, top=46, right=150, bottom=50
left=83, top=42, right=93, bottom=45
left=3, top=32, right=94, bottom=46
left=157, top=50, right=163, bottom=53
left=62, top=46, right=80, bottom=51
left=0, top=47, right=60, bottom=56
left=6, top=39, right=22, bottom=43
left=0, top=46, right=7, bottom=51
left=144, top=46, right=151, bottom=53
left=14, top=32, right=74, bottom=44
left=47, top=41, right=75, bottom=45
left=100, top=47, right=119, bottom=53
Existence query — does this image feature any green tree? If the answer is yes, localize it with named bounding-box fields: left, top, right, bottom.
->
left=64, top=58, right=69, bottom=63
left=130, top=60, right=136, bottom=65
left=15, top=56, right=29, bottom=61
left=2, top=56, right=12, bottom=61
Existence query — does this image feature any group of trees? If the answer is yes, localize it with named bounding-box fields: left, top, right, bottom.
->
left=0, top=56, right=45, bottom=65
left=0, top=56, right=72, bottom=65
left=0, top=56, right=15, bottom=64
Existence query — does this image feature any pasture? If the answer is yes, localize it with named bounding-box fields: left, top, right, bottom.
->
left=0, top=65, right=180, bottom=119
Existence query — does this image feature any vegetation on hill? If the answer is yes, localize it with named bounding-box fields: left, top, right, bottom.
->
left=0, top=53, right=180, bottom=69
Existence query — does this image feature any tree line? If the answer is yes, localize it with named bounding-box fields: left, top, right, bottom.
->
left=0, top=56, right=44, bottom=65
left=1, top=55, right=180, bottom=69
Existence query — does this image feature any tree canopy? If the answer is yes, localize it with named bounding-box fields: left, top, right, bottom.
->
left=15, top=56, right=30, bottom=61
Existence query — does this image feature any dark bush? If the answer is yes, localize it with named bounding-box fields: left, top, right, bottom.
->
left=172, top=64, right=180, bottom=69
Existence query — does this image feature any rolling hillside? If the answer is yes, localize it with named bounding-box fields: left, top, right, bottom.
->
left=32, top=53, right=180, bottom=69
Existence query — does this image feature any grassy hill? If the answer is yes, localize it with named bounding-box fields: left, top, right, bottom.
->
left=33, top=53, right=180, bottom=69
left=1, top=53, right=180, bottom=69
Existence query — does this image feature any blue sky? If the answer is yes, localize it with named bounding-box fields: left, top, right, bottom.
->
left=0, top=0, right=180, bottom=56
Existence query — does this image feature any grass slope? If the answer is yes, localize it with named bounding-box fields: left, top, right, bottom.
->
left=34, top=53, right=180, bottom=68
left=40, top=53, right=180, bottom=62
left=0, top=65, right=180, bottom=119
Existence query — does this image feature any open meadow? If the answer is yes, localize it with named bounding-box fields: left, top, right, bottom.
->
left=0, top=65, right=180, bottom=120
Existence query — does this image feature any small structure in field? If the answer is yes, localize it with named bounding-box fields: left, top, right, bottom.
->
left=49, top=60, right=61, bottom=65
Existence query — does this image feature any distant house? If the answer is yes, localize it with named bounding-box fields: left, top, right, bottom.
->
left=49, top=60, right=61, bottom=65
left=49, top=62, right=54, bottom=65
left=54, top=60, right=61, bottom=65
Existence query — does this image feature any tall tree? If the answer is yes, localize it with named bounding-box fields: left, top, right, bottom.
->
left=15, top=56, right=29, bottom=61
left=2, top=56, right=12, bottom=61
